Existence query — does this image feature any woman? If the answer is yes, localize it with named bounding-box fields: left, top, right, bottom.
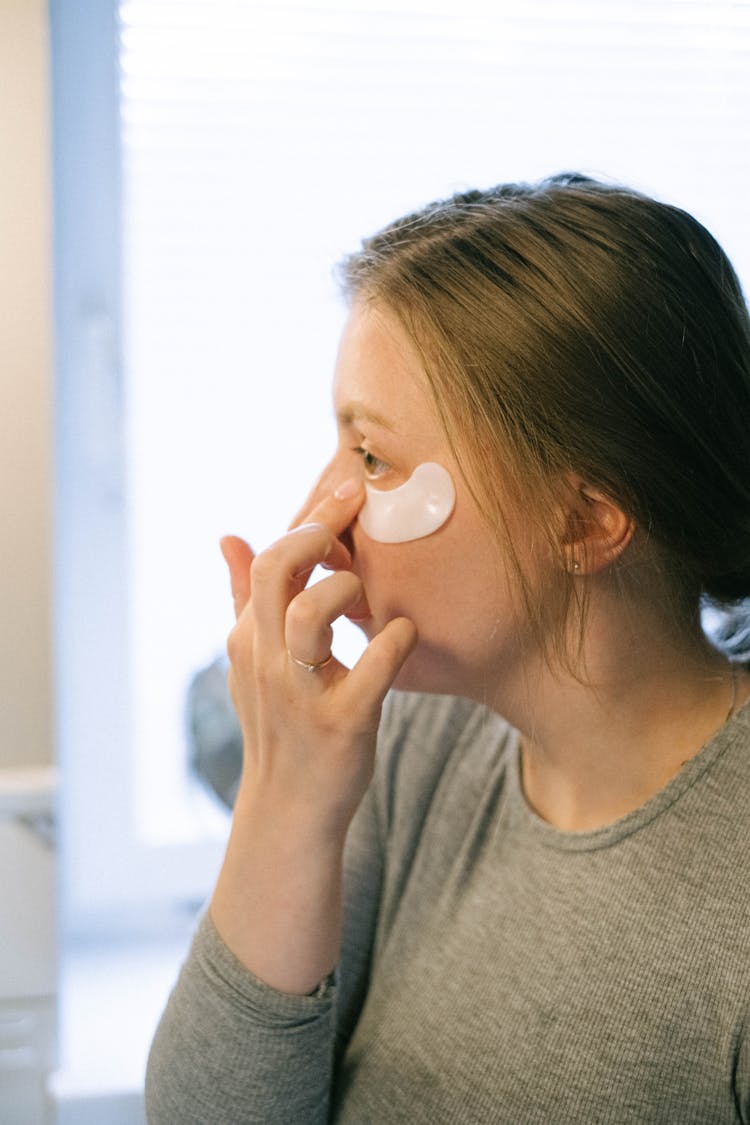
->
left=146, top=174, right=750, bottom=1123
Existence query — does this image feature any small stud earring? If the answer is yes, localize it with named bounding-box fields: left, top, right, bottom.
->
left=571, top=558, right=580, bottom=572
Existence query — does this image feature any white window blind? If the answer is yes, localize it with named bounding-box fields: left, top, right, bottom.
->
left=55, top=0, right=750, bottom=925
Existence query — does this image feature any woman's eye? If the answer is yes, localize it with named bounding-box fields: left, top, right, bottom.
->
left=354, top=447, right=390, bottom=480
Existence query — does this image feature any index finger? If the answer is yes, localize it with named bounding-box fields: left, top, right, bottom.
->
left=300, top=477, right=366, bottom=542
left=288, top=475, right=365, bottom=538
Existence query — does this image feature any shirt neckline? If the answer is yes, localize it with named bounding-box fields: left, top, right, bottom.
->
left=507, top=695, right=750, bottom=852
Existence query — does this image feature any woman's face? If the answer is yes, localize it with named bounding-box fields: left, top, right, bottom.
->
left=299, top=301, right=538, bottom=698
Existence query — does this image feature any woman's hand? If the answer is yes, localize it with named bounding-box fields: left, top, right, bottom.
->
left=221, top=478, right=416, bottom=833
left=210, top=480, right=416, bottom=992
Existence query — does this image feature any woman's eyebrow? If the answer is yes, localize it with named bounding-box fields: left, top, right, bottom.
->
left=335, top=401, right=396, bottom=432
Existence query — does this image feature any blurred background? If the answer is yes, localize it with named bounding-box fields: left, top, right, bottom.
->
left=2, top=0, right=750, bottom=1120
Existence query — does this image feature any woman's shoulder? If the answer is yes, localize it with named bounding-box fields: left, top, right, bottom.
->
left=374, top=691, right=517, bottom=833
left=379, top=689, right=494, bottom=742
left=378, top=690, right=513, bottom=768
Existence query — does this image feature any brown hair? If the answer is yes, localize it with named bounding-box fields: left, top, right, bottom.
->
left=339, top=174, right=750, bottom=663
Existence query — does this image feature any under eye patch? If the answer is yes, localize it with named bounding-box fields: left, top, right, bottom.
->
left=358, top=461, right=456, bottom=543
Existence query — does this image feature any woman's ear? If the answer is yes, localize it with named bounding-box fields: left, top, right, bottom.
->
left=560, top=474, right=635, bottom=575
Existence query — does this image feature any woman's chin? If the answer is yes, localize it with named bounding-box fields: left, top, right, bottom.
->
left=348, top=614, right=471, bottom=696
left=390, top=644, right=465, bottom=697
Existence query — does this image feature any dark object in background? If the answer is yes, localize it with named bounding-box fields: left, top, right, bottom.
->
left=186, top=657, right=242, bottom=810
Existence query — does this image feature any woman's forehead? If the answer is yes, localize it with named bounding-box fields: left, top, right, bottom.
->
left=332, top=303, right=436, bottom=432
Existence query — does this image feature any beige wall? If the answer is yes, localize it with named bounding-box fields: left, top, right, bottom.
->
left=0, top=0, right=53, bottom=768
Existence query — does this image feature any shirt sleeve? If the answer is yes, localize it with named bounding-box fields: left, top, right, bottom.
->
left=144, top=695, right=402, bottom=1125
left=145, top=910, right=338, bottom=1125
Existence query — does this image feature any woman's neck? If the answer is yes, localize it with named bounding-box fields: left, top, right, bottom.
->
left=490, top=598, right=747, bottom=833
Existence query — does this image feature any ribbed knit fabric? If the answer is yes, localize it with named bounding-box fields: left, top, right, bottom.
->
left=146, top=690, right=750, bottom=1124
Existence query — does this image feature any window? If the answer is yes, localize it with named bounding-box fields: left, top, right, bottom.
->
left=51, top=0, right=750, bottom=931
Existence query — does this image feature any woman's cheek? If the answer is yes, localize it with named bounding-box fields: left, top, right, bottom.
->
left=351, top=527, right=439, bottom=621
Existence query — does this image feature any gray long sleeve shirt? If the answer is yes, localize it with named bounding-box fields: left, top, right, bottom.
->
left=146, top=690, right=750, bottom=1123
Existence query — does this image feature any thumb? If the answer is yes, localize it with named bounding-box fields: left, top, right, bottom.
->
left=219, top=535, right=255, bottom=620
left=344, top=616, right=418, bottom=721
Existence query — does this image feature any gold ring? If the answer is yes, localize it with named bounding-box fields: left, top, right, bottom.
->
left=287, top=650, right=334, bottom=673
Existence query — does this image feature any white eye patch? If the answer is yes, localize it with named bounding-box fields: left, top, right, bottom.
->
left=358, top=461, right=456, bottom=544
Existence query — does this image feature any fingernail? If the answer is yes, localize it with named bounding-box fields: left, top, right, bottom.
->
left=290, top=522, right=324, bottom=535
left=334, top=478, right=361, bottom=500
